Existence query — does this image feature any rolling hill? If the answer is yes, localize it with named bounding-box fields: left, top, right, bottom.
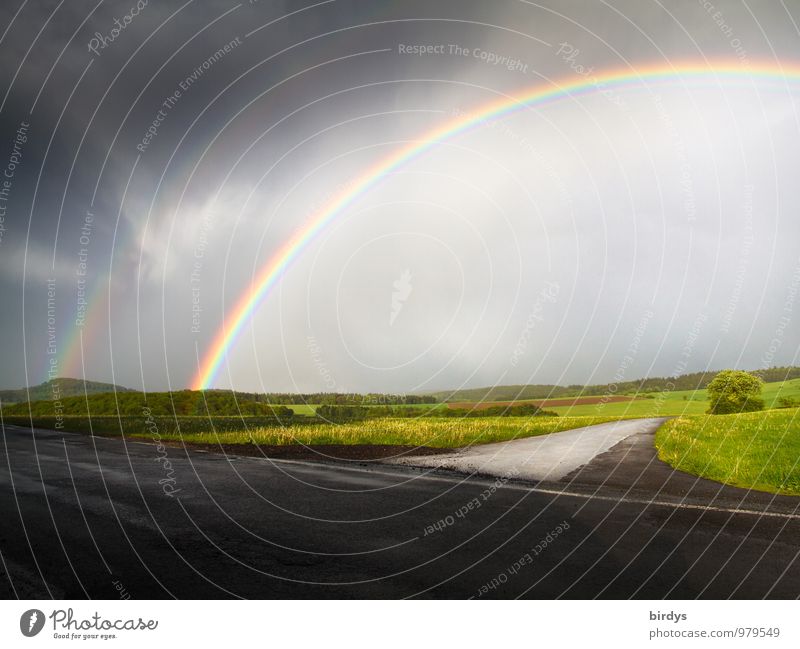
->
left=0, top=378, right=136, bottom=404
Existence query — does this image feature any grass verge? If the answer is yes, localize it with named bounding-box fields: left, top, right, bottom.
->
left=655, top=408, right=800, bottom=495
left=150, top=415, right=624, bottom=447
left=5, top=414, right=625, bottom=448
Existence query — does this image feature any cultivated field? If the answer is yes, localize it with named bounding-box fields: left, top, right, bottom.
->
left=446, top=395, right=638, bottom=410
left=284, top=402, right=445, bottom=415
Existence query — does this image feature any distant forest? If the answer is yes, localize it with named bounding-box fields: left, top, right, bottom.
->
left=232, top=392, right=437, bottom=405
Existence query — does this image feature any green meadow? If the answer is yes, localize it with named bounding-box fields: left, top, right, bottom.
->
left=284, top=403, right=318, bottom=416
left=655, top=408, right=800, bottom=495
left=531, top=378, right=800, bottom=418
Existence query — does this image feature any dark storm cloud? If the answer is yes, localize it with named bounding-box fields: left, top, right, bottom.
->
left=0, top=0, right=799, bottom=392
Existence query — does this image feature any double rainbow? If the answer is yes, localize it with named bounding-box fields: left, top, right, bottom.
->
left=192, top=61, right=799, bottom=390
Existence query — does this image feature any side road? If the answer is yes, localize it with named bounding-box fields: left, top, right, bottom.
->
left=387, top=418, right=668, bottom=481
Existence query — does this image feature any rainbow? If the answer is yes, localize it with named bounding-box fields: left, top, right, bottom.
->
left=60, top=281, right=109, bottom=380
left=192, top=61, right=800, bottom=390
left=49, top=280, right=109, bottom=382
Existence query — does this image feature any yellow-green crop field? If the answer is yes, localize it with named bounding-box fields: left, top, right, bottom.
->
left=148, top=415, right=623, bottom=448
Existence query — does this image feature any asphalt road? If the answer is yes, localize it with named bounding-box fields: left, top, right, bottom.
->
left=389, top=418, right=666, bottom=480
left=2, top=422, right=800, bottom=599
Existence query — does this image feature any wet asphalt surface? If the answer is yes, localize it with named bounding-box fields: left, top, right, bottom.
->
left=2, top=422, right=800, bottom=599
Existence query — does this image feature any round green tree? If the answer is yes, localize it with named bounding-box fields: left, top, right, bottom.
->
left=706, top=370, right=764, bottom=414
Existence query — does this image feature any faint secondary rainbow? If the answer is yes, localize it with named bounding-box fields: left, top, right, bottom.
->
left=59, top=281, right=109, bottom=380
left=45, top=280, right=109, bottom=383
left=192, top=61, right=800, bottom=390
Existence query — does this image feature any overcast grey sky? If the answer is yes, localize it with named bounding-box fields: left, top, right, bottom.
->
left=0, top=0, right=798, bottom=393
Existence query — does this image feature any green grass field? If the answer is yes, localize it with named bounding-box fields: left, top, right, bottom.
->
left=547, top=393, right=706, bottom=417
left=762, top=378, right=800, bottom=407
left=655, top=408, right=800, bottom=495
left=139, top=414, right=622, bottom=448
left=285, top=404, right=318, bottom=416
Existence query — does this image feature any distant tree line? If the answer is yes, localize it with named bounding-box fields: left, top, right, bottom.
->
left=226, top=391, right=437, bottom=406
left=314, top=403, right=558, bottom=422
left=428, top=385, right=574, bottom=403
left=581, top=366, right=800, bottom=397
left=3, top=390, right=294, bottom=419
